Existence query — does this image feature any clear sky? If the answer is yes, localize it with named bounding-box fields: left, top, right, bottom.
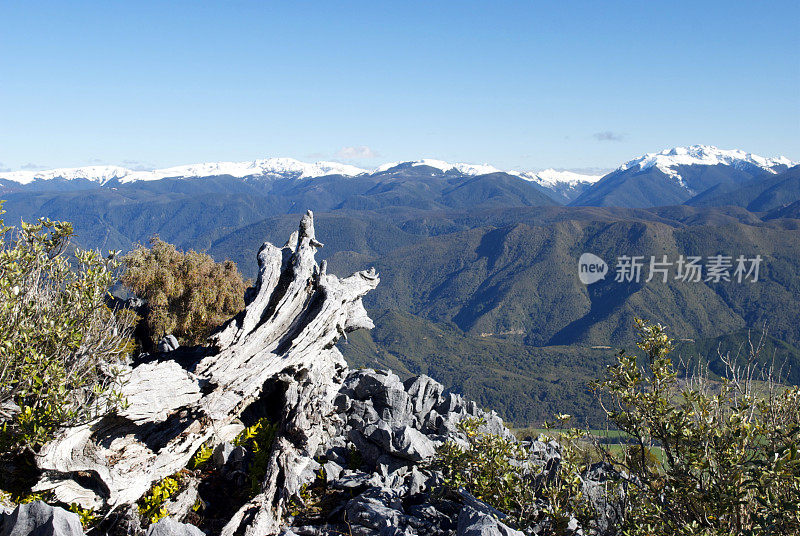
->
left=1, top=0, right=798, bottom=173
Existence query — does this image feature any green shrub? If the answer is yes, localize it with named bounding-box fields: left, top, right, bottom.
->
left=0, top=202, right=134, bottom=452
left=121, top=237, right=248, bottom=347
left=436, top=417, right=532, bottom=519
left=68, top=503, right=98, bottom=529
left=434, top=416, right=594, bottom=532
left=591, top=318, right=800, bottom=535
left=436, top=320, right=800, bottom=535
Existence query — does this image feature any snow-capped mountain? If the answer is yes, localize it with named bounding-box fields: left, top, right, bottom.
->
left=374, top=159, right=504, bottom=176
left=0, top=165, right=134, bottom=186
left=0, top=157, right=598, bottom=202
left=0, top=158, right=369, bottom=186
left=508, top=169, right=603, bottom=203
left=618, top=145, right=794, bottom=188
left=571, top=145, right=797, bottom=208
left=2, top=148, right=796, bottom=209
left=510, top=168, right=603, bottom=187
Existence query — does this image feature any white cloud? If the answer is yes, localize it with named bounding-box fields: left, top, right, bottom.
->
left=335, top=145, right=379, bottom=159
left=593, top=131, right=625, bottom=142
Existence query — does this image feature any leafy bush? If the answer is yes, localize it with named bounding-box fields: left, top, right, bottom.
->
left=591, top=319, right=800, bottom=535
left=0, top=202, right=134, bottom=452
left=121, top=237, right=248, bottom=347
left=434, top=417, right=594, bottom=532
left=436, top=320, right=800, bottom=535
left=68, top=503, right=98, bottom=529
left=436, top=417, right=533, bottom=521
left=189, top=442, right=214, bottom=470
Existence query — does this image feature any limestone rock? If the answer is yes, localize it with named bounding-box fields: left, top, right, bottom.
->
left=145, top=517, right=204, bottom=536
left=456, top=506, right=524, bottom=536
left=0, top=502, right=85, bottom=536
left=157, top=335, right=180, bottom=354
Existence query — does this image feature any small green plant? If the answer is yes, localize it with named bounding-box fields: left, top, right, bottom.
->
left=435, top=417, right=598, bottom=533
left=137, top=474, right=181, bottom=525
left=69, top=503, right=98, bottom=529
left=539, top=416, right=599, bottom=533
left=347, top=445, right=363, bottom=470
left=189, top=442, right=214, bottom=470
left=287, top=483, right=313, bottom=517
left=234, top=418, right=278, bottom=497
left=10, top=492, right=44, bottom=504
left=436, top=417, right=530, bottom=516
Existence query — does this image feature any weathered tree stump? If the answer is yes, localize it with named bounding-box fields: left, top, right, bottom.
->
left=33, top=211, right=379, bottom=535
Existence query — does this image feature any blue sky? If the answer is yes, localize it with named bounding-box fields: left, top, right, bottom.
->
left=1, top=1, right=798, bottom=173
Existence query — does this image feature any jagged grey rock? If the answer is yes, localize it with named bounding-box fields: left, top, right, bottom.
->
left=404, top=375, right=443, bottom=423
left=157, top=335, right=180, bottom=353
left=456, top=505, right=524, bottom=536
left=0, top=502, right=84, bottom=536
left=363, top=423, right=436, bottom=462
left=32, top=211, right=379, bottom=536
left=145, top=517, right=204, bottom=536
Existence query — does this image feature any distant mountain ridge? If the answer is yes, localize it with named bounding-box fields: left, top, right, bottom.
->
left=1, top=145, right=794, bottom=207
left=0, top=158, right=368, bottom=185
left=0, top=157, right=606, bottom=204
left=571, top=146, right=796, bottom=208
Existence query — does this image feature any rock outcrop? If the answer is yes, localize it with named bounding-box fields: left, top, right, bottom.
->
left=0, top=501, right=84, bottom=536
left=275, top=368, right=582, bottom=536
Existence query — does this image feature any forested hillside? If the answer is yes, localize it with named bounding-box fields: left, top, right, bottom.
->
left=3, top=162, right=800, bottom=426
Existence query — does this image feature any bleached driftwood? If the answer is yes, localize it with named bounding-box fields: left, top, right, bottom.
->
left=33, top=210, right=379, bottom=534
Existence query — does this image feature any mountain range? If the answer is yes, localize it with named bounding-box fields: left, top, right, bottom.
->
left=1, top=145, right=794, bottom=207
left=1, top=145, right=799, bottom=426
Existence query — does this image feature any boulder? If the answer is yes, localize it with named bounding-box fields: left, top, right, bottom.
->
left=157, top=335, right=180, bottom=353
left=145, top=517, right=205, bottom=536
left=404, top=375, right=443, bottom=422
left=363, top=423, right=436, bottom=462
left=0, top=502, right=84, bottom=536
left=456, top=505, right=524, bottom=536
left=345, top=488, right=404, bottom=531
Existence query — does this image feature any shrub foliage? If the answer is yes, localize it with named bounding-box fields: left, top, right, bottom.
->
left=435, top=319, right=800, bottom=535
left=0, top=202, right=134, bottom=452
left=592, top=319, right=800, bottom=535
left=121, top=237, right=248, bottom=347
left=435, top=416, right=594, bottom=532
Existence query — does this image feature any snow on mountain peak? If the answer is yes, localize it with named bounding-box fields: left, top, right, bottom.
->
left=117, top=158, right=369, bottom=183
left=0, top=158, right=369, bottom=185
left=510, top=168, right=603, bottom=187
left=0, top=165, right=133, bottom=185
left=619, top=145, right=796, bottom=187
left=375, top=159, right=503, bottom=176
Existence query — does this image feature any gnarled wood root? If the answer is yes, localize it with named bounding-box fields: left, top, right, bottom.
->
left=33, top=210, right=379, bottom=535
